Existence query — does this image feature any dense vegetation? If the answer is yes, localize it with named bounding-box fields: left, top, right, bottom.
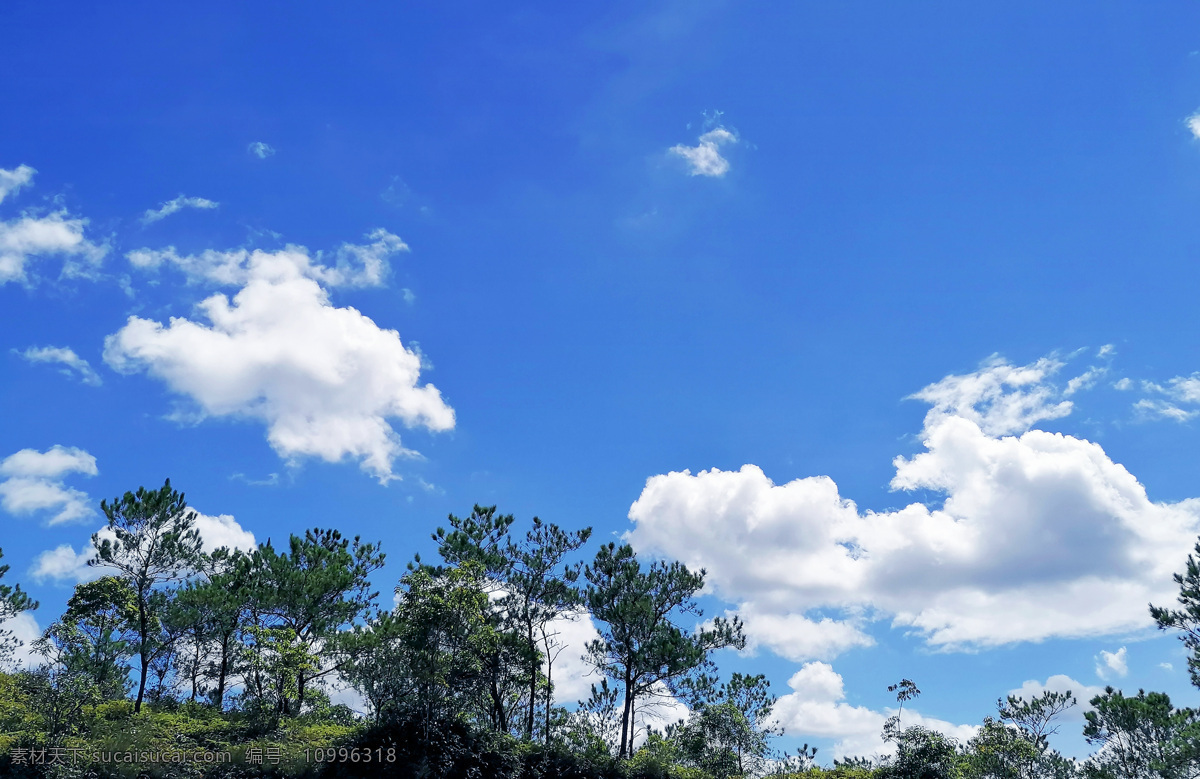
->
left=3, top=480, right=1200, bottom=779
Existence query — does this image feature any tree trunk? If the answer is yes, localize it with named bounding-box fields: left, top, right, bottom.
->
left=619, top=676, right=633, bottom=759
left=544, top=651, right=553, bottom=744
left=134, top=593, right=149, bottom=713
left=215, top=632, right=230, bottom=708
left=527, top=623, right=537, bottom=740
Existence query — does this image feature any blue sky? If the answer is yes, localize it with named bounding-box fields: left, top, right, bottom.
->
left=5, top=0, right=1200, bottom=762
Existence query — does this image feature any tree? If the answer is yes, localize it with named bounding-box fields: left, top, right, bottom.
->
left=678, top=672, right=784, bottom=777
left=1083, top=687, right=1200, bottom=779
left=25, top=622, right=103, bottom=740
left=0, top=547, right=38, bottom=666
left=501, top=517, right=591, bottom=740
left=91, top=479, right=203, bottom=712
left=998, top=690, right=1078, bottom=751
left=1151, top=539, right=1200, bottom=689
left=60, top=576, right=138, bottom=699
left=245, top=528, right=384, bottom=713
left=386, top=562, right=498, bottom=729
left=428, top=505, right=524, bottom=733
left=583, top=541, right=745, bottom=758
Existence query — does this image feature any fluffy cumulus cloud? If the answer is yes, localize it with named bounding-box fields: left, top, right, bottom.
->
left=669, top=127, right=738, bottom=177
left=628, top=353, right=1200, bottom=658
left=0, top=445, right=97, bottom=525
left=108, top=231, right=452, bottom=481
left=1188, top=113, right=1200, bottom=141
left=32, top=510, right=256, bottom=584
left=18, top=345, right=102, bottom=386
left=771, top=662, right=978, bottom=760
left=141, top=195, right=218, bottom=224
left=0, top=165, right=107, bottom=284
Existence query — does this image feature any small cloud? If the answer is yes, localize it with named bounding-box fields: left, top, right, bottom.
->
left=17, top=345, right=102, bottom=386
left=1096, top=646, right=1129, bottom=680
left=669, top=127, right=738, bottom=177
left=381, top=176, right=412, bottom=207
left=1098, top=344, right=1116, bottom=358
left=231, top=472, right=282, bottom=487
left=0, top=165, right=35, bottom=205
left=247, top=141, right=276, bottom=159
left=141, top=195, right=218, bottom=224
left=401, top=288, right=415, bottom=305
left=1188, top=113, right=1200, bottom=140
left=0, top=445, right=97, bottom=525
left=1161, top=662, right=1174, bottom=671
left=1113, top=378, right=1133, bottom=391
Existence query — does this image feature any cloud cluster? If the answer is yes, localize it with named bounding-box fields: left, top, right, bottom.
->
left=0, top=445, right=97, bottom=525
left=141, top=195, right=218, bottom=224
left=0, top=165, right=107, bottom=284
left=1135, top=375, right=1200, bottom=422
left=771, top=662, right=978, bottom=760
left=108, top=231, right=452, bottom=481
left=669, top=127, right=737, bottom=177
left=18, top=345, right=102, bottom=386
left=628, top=355, right=1200, bottom=657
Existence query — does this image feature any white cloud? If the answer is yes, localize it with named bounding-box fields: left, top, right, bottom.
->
left=909, top=354, right=1072, bottom=436
left=18, top=345, right=102, bottom=386
left=0, top=446, right=98, bottom=525
left=106, top=232, right=451, bottom=482
left=669, top=127, right=737, bottom=177
left=141, top=195, right=218, bottom=224
left=771, top=662, right=978, bottom=760
left=1113, top=378, right=1133, bottom=391
left=247, top=142, right=276, bottom=159
left=543, top=609, right=604, bottom=705
left=32, top=510, right=255, bottom=584
left=627, top=355, right=1200, bottom=656
left=0, top=165, right=107, bottom=285
left=1188, top=113, right=1200, bottom=140
left=1160, top=662, right=1174, bottom=671
left=1095, top=647, right=1128, bottom=680
left=1134, top=399, right=1197, bottom=422
left=126, top=229, right=405, bottom=288
left=0, top=165, right=35, bottom=204
left=191, top=512, right=256, bottom=553
left=31, top=540, right=105, bottom=584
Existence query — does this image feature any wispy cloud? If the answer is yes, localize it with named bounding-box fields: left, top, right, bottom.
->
left=669, top=127, right=738, bottom=177
left=141, top=195, right=218, bottom=224
left=18, top=345, right=102, bottom=386
left=247, top=141, right=276, bottom=159
left=1188, top=112, right=1200, bottom=140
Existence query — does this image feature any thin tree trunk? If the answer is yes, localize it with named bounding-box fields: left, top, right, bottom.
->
left=527, top=622, right=537, bottom=740
left=619, top=677, right=633, bottom=758
left=135, top=593, right=149, bottom=713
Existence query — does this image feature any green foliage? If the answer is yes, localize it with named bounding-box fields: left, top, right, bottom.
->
left=1082, top=687, right=1200, bottom=779
left=244, top=528, right=385, bottom=715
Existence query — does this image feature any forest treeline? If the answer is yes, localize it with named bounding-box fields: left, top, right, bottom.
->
left=3, top=480, right=1200, bottom=779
